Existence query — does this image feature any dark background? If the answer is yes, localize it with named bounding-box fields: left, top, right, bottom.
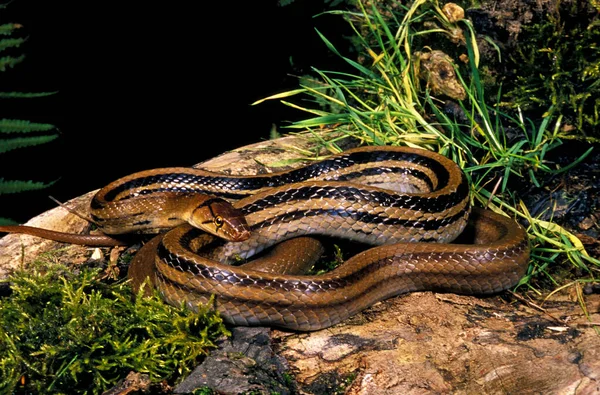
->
left=0, top=1, right=352, bottom=223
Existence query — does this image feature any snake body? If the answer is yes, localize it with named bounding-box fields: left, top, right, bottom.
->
left=125, top=146, right=529, bottom=330
left=148, top=207, right=528, bottom=331
left=0, top=146, right=530, bottom=331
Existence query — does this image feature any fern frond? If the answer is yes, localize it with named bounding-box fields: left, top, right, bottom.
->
left=0, top=178, right=54, bottom=195
left=0, top=119, right=56, bottom=134
left=0, top=2, right=59, bottom=226
left=0, top=217, right=18, bottom=225
left=0, top=23, right=23, bottom=36
left=0, top=37, right=26, bottom=52
left=0, top=91, right=57, bottom=98
left=0, top=54, right=25, bottom=71
left=0, top=135, right=58, bottom=154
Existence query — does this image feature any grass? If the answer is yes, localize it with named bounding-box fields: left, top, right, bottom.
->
left=255, top=0, right=599, bottom=297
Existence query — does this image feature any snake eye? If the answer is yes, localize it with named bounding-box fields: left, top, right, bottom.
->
left=214, top=215, right=224, bottom=228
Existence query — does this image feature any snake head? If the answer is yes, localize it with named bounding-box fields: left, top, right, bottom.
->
left=189, top=197, right=251, bottom=242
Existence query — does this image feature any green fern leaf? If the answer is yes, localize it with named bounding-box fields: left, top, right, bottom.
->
left=0, top=37, right=26, bottom=52
left=0, top=135, right=58, bottom=153
left=0, top=119, right=56, bottom=133
left=0, top=23, right=23, bottom=36
left=0, top=91, right=57, bottom=98
left=0, top=54, right=25, bottom=71
left=0, top=3, right=59, bottom=225
left=0, top=178, right=54, bottom=195
left=0, top=217, right=18, bottom=225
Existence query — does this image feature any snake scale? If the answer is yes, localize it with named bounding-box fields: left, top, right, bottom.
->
left=0, top=146, right=530, bottom=331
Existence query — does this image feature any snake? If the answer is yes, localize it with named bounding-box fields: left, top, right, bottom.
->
left=0, top=146, right=530, bottom=331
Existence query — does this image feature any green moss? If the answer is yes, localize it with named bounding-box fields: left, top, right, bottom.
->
left=503, top=1, right=600, bottom=136
left=336, top=372, right=357, bottom=394
left=0, top=261, right=230, bottom=394
left=192, top=387, right=215, bottom=395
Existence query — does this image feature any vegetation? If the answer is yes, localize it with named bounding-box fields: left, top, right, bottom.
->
left=2, top=0, right=599, bottom=392
left=0, top=260, right=229, bottom=394
left=0, top=2, right=59, bottom=226
left=0, top=3, right=231, bottom=393
left=256, top=1, right=599, bottom=297
left=501, top=0, right=600, bottom=138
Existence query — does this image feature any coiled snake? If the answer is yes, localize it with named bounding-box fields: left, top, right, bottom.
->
left=0, top=146, right=530, bottom=331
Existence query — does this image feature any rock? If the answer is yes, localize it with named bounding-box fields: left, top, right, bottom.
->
left=174, top=327, right=294, bottom=395
left=273, top=292, right=600, bottom=394
left=0, top=190, right=97, bottom=279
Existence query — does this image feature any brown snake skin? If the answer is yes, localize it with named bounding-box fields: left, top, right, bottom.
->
left=127, top=146, right=530, bottom=331
left=0, top=146, right=530, bottom=331
left=135, top=207, right=529, bottom=331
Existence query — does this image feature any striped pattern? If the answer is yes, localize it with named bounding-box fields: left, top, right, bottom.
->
left=113, top=145, right=529, bottom=330
left=92, top=147, right=455, bottom=209
left=151, top=208, right=529, bottom=331
left=0, top=145, right=530, bottom=331
left=91, top=146, right=468, bottom=240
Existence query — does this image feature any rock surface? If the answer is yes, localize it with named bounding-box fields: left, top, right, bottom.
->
left=174, top=327, right=294, bottom=395
left=274, top=292, right=600, bottom=394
